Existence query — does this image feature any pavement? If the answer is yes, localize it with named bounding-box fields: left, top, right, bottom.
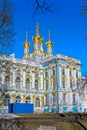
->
left=0, top=113, right=20, bottom=119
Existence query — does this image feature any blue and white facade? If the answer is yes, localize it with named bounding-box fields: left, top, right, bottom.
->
left=0, top=24, right=83, bottom=113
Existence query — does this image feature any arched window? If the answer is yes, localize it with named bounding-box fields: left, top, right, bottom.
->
left=45, top=95, right=49, bottom=105
left=17, top=70, right=21, bottom=74
left=62, top=78, right=65, bottom=88
left=26, top=71, right=30, bottom=76
left=26, top=78, right=30, bottom=90
left=16, top=77, right=20, bottom=90
left=70, top=79, right=73, bottom=89
left=76, top=80, right=79, bottom=89
left=53, top=79, right=56, bottom=90
left=4, top=95, right=10, bottom=106
left=53, top=94, right=56, bottom=104
left=63, top=94, right=66, bottom=104
left=5, top=76, right=10, bottom=87
left=36, top=98, right=40, bottom=107
left=35, top=80, right=38, bottom=90
left=46, top=80, right=48, bottom=90
left=26, top=96, right=31, bottom=103
left=62, top=68, right=65, bottom=75
left=6, top=68, right=10, bottom=73
left=15, top=96, right=21, bottom=103
left=73, top=94, right=76, bottom=105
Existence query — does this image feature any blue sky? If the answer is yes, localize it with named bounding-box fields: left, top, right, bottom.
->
left=12, top=0, right=87, bottom=75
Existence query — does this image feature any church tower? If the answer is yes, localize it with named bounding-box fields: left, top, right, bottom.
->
left=46, top=30, right=53, bottom=57
left=32, top=23, right=44, bottom=56
left=23, top=32, right=30, bottom=60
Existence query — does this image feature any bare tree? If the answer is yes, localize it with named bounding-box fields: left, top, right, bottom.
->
left=79, top=0, right=87, bottom=15
left=0, top=0, right=15, bottom=55
left=26, top=0, right=58, bottom=17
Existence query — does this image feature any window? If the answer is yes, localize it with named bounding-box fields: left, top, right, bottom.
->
left=62, top=78, right=65, bottom=88
left=15, top=96, right=21, bottom=103
left=26, top=71, right=30, bottom=76
left=53, top=94, right=56, bottom=104
left=45, top=95, right=49, bottom=105
left=5, top=76, right=10, bottom=87
left=53, top=80, right=56, bottom=90
left=46, top=80, right=48, bottom=90
left=45, top=71, right=48, bottom=77
left=6, top=68, right=10, bottom=73
left=35, top=80, right=38, bottom=90
left=73, top=94, right=76, bottom=105
left=4, top=95, right=10, bottom=106
left=36, top=98, right=40, bottom=107
left=16, top=77, right=20, bottom=90
left=53, top=69, right=55, bottom=75
left=62, top=68, right=65, bottom=75
left=63, top=94, right=66, bottom=104
left=35, top=72, right=38, bottom=77
left=76, top=80, right=79, bottom=88
left=26, top=78, right=30, bottom=90
left=17, top=70, right=21, bottom=74
left=76, top=72, right=78, bottom=78
left=69, top=71, right=72, bottom=76
left=70, top=79, right=73, bottom=89
left=26, top=97, right=31, bottom=103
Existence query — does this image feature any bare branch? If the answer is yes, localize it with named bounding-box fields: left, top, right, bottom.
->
left=32, top=0, right=58, bottom=17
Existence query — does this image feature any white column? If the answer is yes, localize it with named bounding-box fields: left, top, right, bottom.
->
left=22, top=70, right=26, bottom=89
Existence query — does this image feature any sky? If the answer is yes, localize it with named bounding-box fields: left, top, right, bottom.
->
left=12, top=0, right=87, bottom=76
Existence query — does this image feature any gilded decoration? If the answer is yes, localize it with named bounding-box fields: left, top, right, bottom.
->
left=51, top=75, right=56, bottom=79
left=76, top=69, right=79, bottom=72
left=44, top=77, right=48, bottom=80
left=44, top=92, right=48, bottom=96
left=66, top=66, right=70, bottom=69
left=16, top=74, right=22, bottom=77
left=12, top=93, right=16, bottom=97
left=7, top=93, right=10, bottom=96
left=23, top=42, right=30, bottom=48
left=76, top=77, right=80, bottom=81
left=41, top=96, right=44, bottom=100
left=32, top=23, right=43, bottom=44
left=1, top=92, right=5, bottom=99
left=12, top=93, right=16, bottom=101
left=61, top=74, right=67, bottom=78
left=5, top=72, right=12, bottom=76
left=63, top=102, right=67, bottom=105
left=67, top=57, right=76, bottom=67
left=46, top=41, right=53, bottom=48
left=70, top=76, right=75, bottom=81
left=32, top=95, right=35, bottom=99
left=36, top=96, right=39, bottom=99
left=46, top=30, right=53, bottom=48
left=35, top=77, right=40, bottom=80
left=52, top=91, right=56, bottom=95
left=52, top=67, right=55, bottom=70
left=23, top=32, right=30, bottom=48
left=26, top=75, right=31, bottom=79
left=73, top=67, right=76, bottom=70
left=63, top=91, right=66, bottom=94
left=17, top=94, right=20, bottom=97
left=58, top=64, right=62, bottom=67
left=22, top=94, right=26, bottom=101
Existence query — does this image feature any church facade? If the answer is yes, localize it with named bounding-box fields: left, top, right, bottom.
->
left=0, top=24, right=83, bottom=113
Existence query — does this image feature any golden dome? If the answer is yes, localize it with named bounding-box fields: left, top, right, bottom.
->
left=23, top=32, right=30, bottom=48
left=46, top=30, right=53, bottom=48
left=46, top=41, right=53, bottom=48
left=32, top=23, right=43, bottom=44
